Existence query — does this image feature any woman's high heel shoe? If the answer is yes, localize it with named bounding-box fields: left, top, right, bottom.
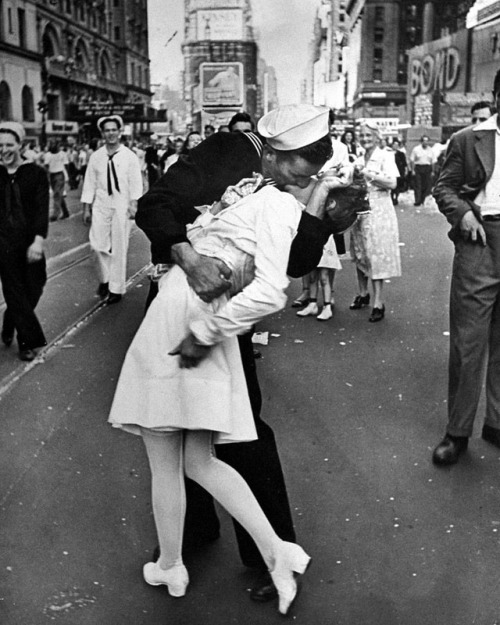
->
left=143, top=561, right=189, bottom=597
left=369, top=305, right=385, bottom=322
left=349, top=293, right=370, bottom=310
left=269, top=542, right=311, bottom=615
left=291, top=293, right=310, bottom=308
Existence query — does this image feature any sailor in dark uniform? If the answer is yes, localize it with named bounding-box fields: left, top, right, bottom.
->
left=136, top=104, right=348, bottom=602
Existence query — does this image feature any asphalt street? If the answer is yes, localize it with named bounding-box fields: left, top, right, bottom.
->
left=1, top=190, right=500, bottom=625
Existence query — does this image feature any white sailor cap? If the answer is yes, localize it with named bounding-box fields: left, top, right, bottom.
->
left=97, top=115, right=124, bottom=131
left=257, top=105, right=330, bottom=151
left=0, top=121, right=25, bottom=143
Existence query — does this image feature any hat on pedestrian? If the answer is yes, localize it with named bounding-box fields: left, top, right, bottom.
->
left=97, top=115, right=124, bottom=131
left=257, top=105, right=330, bottom=151
left=0, top=121, right=25, bottom=143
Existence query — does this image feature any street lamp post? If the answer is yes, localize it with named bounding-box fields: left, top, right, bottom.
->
left=37, top=99, right=48, bottom=148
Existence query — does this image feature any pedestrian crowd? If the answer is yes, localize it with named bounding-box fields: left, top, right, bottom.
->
left=1, top=72, right=500, bottom=617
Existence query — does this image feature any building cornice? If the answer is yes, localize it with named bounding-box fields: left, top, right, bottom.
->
left=0, top=41, right=43, bottom=63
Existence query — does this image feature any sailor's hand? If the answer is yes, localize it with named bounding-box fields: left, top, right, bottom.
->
left=169, top=333, right=211, bottom=368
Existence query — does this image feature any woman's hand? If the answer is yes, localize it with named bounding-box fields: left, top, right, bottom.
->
left=169, top=333, right=211, bottom=368
left=317, top=165, right=353, bottom=190
left=26, top=236, right=44, bottom=263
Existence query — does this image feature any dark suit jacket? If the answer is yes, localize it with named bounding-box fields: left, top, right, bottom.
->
left=433, top=122, right=496, bottom=241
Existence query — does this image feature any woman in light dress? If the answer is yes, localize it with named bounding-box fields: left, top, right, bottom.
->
left=107, top=136, right=343, bottom=613
left=349, top=122, right=401, bottom=322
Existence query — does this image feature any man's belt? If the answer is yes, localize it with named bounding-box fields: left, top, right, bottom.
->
left=149, top=263, right=174, bottom=281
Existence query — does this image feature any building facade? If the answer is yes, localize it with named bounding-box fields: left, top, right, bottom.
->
left=406, top=0, right=495, bottom=136
left=182, top=0, right=271, bottom=130
left=308, top=0, right=349, bottom=110
left=0, top=0, right=153, bottom=143
left=340, top=0, right=475, bottom=122
left=0, top=1, right=43, bottom=141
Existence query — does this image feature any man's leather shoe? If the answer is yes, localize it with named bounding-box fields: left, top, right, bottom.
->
left=106, top=293, right=122, bottom=305
left=1, top=328, right=14, bottom=347
left=19, top=348, right=37, bottom=362
left=97, top=282, right=109, bottom=298
left=432, top=434, right=468, bottom=466
left=249, top=571, right=278, bottom=603
left=482, top=424, right=500, bottom=449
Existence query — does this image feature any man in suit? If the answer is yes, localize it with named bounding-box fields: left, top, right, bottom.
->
left=432, top=70, right=500, bottom=465
left=136, top=105, right=351, bottom=601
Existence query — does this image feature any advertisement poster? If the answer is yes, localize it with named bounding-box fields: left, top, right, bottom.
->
left=201, top=62, right=244, bottom=107
left=196, top=9, right=244, bottom=41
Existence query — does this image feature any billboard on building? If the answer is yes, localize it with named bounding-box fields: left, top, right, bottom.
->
left=196, top=9, right=244, bottom=41
left=200, top=62, right=244, bottom=107
left=407, top=30, right=469, bottom=98
left=470, top=15, right=500, bottom=93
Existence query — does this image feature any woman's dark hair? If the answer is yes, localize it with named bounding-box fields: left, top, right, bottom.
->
left=275, top=134, right=333, bottom=166
left=181, top=131, right=202, bottom=154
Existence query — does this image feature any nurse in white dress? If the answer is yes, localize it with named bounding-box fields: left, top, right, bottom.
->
left=108, top=105, right=340, bottom=615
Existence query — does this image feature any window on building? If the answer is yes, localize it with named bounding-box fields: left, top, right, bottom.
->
left=7, top=7, right=12, bottom=34
left=0, top=81, right=12, bottom=120
left=100, top=52, right=111, bottom=79
left=373, top=47, right=383, bottom=82
left=397, top=52, right=408, bottom=85
left=65, top=0, right=71, bottom=13
left=138, top=65, right=142, bottom=87
left=22, top=86, right=34, bottom=121
left=42, top=28, right=56, bottom=57
left=375, top=6, right=385, bottom=22
left=114, top=0, right=119, bottom=6
left=74, top=40, right=88, bottom=70
left=18, top=8, right=25, bottom=48
left=131, top=62, right=135, bottom=84
left=0, top=1, right=3, bottom=40
left=374, top=26, right=384, bottom=43
left=114, top=26, right=120, bottom=41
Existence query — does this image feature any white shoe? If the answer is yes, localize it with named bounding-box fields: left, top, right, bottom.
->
left=143, top=561, right=189, bottom=597
left=317, top=304, right=333, bottom=321
left=269, top=542, right=311, bottom=615
left=296, top=302, right=319, bottom=317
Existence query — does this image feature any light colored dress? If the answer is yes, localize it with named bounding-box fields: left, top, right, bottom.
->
left=314, top=138, right=349, bottom=271
left=108, top=186, right=302, bottom=444
left=350, top=147, right=401, bottom=280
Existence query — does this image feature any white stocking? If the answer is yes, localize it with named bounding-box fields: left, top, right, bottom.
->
left=142, top=429, right=186, bottom=570
left=184, top=430, right=280, bottom=568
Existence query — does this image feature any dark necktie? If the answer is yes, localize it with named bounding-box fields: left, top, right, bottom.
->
left=107, top=152, right=120, bottom=195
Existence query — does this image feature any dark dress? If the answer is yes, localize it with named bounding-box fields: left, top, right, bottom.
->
left=0, top=162, right=49, bottom=350
left=136, top=131, right=331, bottom=567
